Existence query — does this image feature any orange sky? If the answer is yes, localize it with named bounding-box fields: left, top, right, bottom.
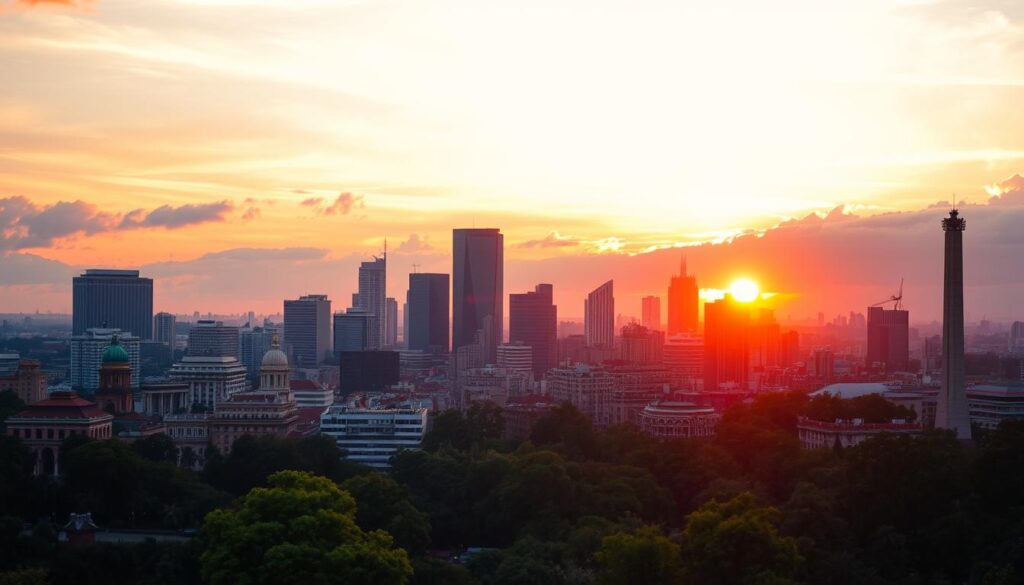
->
left=4, top=0, right=1024, bottom=319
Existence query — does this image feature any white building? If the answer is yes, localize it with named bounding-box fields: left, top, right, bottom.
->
left=168, top=356, right=247, bottom=410
left=797, top=417, right=921, bottom=450
left=289, top=379, right=334, bottom=408
left=637, top=400, right=720, bottom=438
left=497, top=343, right=534, bottom=376
left=320, top=405, right=427, bottom=469
left=70, top=328, right=140, bottom=392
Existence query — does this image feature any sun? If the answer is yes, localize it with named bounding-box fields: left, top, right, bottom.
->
left=729, top=278, right=760, bottom=303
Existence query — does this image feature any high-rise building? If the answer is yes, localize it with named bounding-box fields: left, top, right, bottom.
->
left=703, top=295, right=750, bottom=391
left=70, top=328, right=141, bottom=392
left=187, top=320, right=240, bottom=358
left=749, top=309, right=781, bottom=370
left=497, top=343, right=534, bottom=377
left=453, top=228, right=503, bottom=363
left=352, top=256, right=386, bottom=349
left=618, top=323, right=665, bottom=364
left=407, top=273, right=449, bottom=354
left=509, top=283, right=557, bottom=378
left=584, top=280, right=615, bottom=349
left=153, top=312, right=176, bottom=347
left=813, top=347, right=835, bottom=382
left=333, top=309, right=374, bottom=353
left=936, top=209, right=971, bottom=440
left=667, top=257, right=699, bottom=335
left=385, top=297, right=398, bottom=347
left=72, top=269, right=153, bottom=339
left=240, top=326, right=278, bottom=381
left=641, top=296, right=661, bottom=331
left=866, top=306, right=909, bottom=372
left=779, top=331, right=800, bottom=367
left=1010, top=322, right=1024, bottom=354
left=663, top=333, right=703, bottom=388
left=283, top=295, right=332, bottom=369
left=338, top=351, right=400, bottom=394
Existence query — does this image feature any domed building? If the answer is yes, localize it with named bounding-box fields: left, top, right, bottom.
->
left=95, top=336, right=133, bottom=415
left=637, top=400, right=720, bottom=438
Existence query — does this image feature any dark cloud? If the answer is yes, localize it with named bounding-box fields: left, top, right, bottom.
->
left=120, top=201, right=233, bottom=229
left=323, top=192, right=364, bottom=216
left=517, top=231, right=581, bottom=249
left=394, top=233, right=433, bottom=254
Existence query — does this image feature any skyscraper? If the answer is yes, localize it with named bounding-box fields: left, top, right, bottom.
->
left=703, top=295, right=749, bottom=391
left=187, top=320, right=240, bottom=358
left=866, top=306, right=910, bottom=372
left=584, top=280, right=615, bottom=349
left=153, top=312, right=176, bottom=347
left=509, top=283, right=557, bottom=378
left=240, top=325, right=278, bottom=381
left=407, top=273, right=449, bottom=354
left=453, top=228, right=503, bottom=363
left=73, top=269, right=153, bottom=339
left=936, top=209, right=971, bottom=440
left=667, top=257, right=698, bottom=335
left=353, top=255, right=386, bottom=349
left=384, top=297, right=398, bottom=347
left=283, top=294, right=332, bottom=369
left=641, top=296, right=661, bottom=331
left=333, top=309, right=373, bottom=353
left=70, top=328, right=141, bottom=392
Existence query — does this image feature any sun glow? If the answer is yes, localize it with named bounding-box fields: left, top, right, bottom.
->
left=729, top=278, right=760, bottom=303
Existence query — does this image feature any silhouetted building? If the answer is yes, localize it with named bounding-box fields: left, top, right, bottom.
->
left=1010, top=322, right=1024, bottom=354
left=240, top=326, right=278, bottom=381
left=153, top=312, right=175, bottom=347
left=509, top=283, right=557, bottom=377
left=667, top=257, right=698, bottom=335
left=407, top=273, right=449, bottom=354
left=284, top=294, right=332, bottom=369
left=584, top=280, right=614, bottom=349
left=352, top=256, right=386, bottom=349
left=749, top=309, right=781, bottom=370
left=779, top=330, right=800, bottom=367
left=453, top=228, right=503, bottom=364
left=813, top=348, right=835, bottom=382
left=641, top=295, right=661, bottom=331
left=188, top=320, right=239, bottom=358
left=664, top=333, right=703, bottom=388
left=618, top=323, right=664, bottom=364
left=936, top=209, right=971, bottom=439
left=334, top=309, right=374, bottom=353
left=703, top=295, right=749, bottom=391
left=866, top=306, right=909, bottom=372
left=385, top=297, right=398, bottom=347
left=339, top=351, right=400, bottom=394
left=72, top=269, right=153, bottom=339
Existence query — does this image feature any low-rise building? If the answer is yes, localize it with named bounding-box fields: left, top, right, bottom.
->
left=637, top=400, right=719, bottom=438
left=546, top=364, right=614, bottom=426
left=168, top=356, right=247, bottom=410
left=320, top=404, right=428, bottom=469
left=4, top=391, right=113, bottom=476
left=289, top=379, right=334, bottom=408
left=0, top=353, right=47, bottom=404
left=796, top=416, right=922, bottom=450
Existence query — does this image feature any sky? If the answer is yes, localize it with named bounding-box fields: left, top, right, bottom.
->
left=3, top=0, right=1024, bottom=321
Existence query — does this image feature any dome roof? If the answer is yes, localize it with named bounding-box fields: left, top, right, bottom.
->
left=261, top=348, right=289, bottom=368
left=102, top=338, right=129, bottom=363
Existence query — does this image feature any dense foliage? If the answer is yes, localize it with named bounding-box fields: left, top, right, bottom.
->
left=2, top=391, right=1024, bottom=583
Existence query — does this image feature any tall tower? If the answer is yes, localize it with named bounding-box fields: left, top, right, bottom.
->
left=453, top=228, right=503, bottom=363
left=667, top=256, right=699, bottom=334
left=584, top=280, right=615, bottom=349
left=936, top=209, right=971, bottom=439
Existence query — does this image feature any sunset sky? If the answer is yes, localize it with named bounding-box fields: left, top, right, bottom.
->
left=3, top=0, right=1024, bottom=320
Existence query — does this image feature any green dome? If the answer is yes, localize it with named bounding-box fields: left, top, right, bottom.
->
left=102, top=338, right=129, bottom=363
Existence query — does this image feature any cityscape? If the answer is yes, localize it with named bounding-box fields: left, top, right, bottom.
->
left=5, top=0, right=1024, bottom=584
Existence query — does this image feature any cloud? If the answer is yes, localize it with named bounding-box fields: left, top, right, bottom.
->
left=0, top=252, right=76, bottom=286
left=394, top=233, right=433, bottom=254
left=119, top=201, right=234, bottom=229
left=242, top=206, right=261, bottom=221
left=517, top=231, right=581, bottom=249
left=323, top=192, right=364, bottom=216
left=1, top=196, right=235, bottom=251
left=987, top=173, right=1024, bottom=206
left=300, top=197, right=323, bottom=207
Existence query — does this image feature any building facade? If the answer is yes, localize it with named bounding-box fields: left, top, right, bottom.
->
left=797, top=417, right=921, bottom=450
left=703, top=295, right=749, bottom=391
left=187, top=320, right=240, bottom=358
left=320, top=405, right=428, bottom=469
left=72, top=269, right=153, bottom=339
left=546, top=364, right=614, bottom=426
left=0, top=354, right=47, bottom=404
left=284, top=294, right=332, bottom=369
left=866, top=306, right=910, bottom=372
left=584, top=280, right=615, bottom=349
left=453, top=228, right=503, bottom=364
left=353, top=256, right=387, bottom=349
left=641, top=295, right=661, bottom=332
left=334, top=309, right=374, bottom=353
left=168, top=356, right=247, bottom=410
left=509, top=283, right=557, bottom=378
left=667, top=258, right=698, bottom=335
left=407, top=273, right=450, bottom=354
left=5, top=392, right=113, bottom=476
left=637, top=401, right=719, bottom=438
left=153, top=312, right=176, bottom=347
left=70, top=328, right=141, bottom=392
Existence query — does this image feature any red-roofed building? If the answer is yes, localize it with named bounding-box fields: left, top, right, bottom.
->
left=4, top=391, right=113, bottom=476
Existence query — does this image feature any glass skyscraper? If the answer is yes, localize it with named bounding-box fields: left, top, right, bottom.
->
left=73, top=269, right=153, bottom=339
left=453, top=229, right=503, bottom=363
left=407, top=273, right=449, bottom=354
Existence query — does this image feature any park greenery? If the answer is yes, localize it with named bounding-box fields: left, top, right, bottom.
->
left=1, top=389, right=1023, bottom=583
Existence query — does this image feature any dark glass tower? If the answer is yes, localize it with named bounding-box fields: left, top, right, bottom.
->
left=283, top=294, right=332, bottom=369
left=509, top=283, right=557, bottom=377
left=72, top=269, right=153, bottom=339
left=453, top=229, right=503, bottom=363
left=936, top=209, right=971, bottom=439
left=407, top=273, right=449, bottom=354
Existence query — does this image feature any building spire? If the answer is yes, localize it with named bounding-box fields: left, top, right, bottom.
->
left=680, top=252, right=687, bottom=277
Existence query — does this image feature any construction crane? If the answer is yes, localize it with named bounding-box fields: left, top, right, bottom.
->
left=871, top=278, right=904, bottom=310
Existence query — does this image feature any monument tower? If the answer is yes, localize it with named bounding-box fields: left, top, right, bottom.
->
left=935, top=209, right=971, bottom=439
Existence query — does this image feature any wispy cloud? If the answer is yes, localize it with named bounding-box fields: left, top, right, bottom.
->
left=517, top=231, right=580, bottom=249
left=120, top=201, right=234, bottom=229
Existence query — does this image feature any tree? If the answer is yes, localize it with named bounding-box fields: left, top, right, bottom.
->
left=131, top=434, right=177, bottom=463
left=0, top=391, right=25, bottom=433
left=466, top=402, right=505, bottom=444
left=595, top=526, right=682, bottom=585
left=422, top=410, right=472, bottom=452
left=680, top=492, right=802, bottom=585
left=529, top=403, right=596, bottom=459
left=199, top=470, right=412, bottom=585
left=341, top=472, right=431, bottom=553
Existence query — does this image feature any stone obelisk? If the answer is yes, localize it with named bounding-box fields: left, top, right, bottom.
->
left=935, top=209, right=971, bottom=439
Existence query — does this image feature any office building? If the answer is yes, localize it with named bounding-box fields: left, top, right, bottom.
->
left=667, top=257, right=699, bottom=335
left=618, top=323, right=664, bottom=364
left=407, top=273, right=449, bottom=354
left=153, top=312, right=176, bottom=347
left=70, top=328, right=140, bottom=392
left=0, top=354, right=47, bottom=404
left=459, top=366, right=532, bottom=405
left=1010, top=322, right=1024, bottom=354
left=320, top=404, right=428, bottom=469
left=453, top=228, right=503, bottom=364
left=72, top=269, right=153, bottom=339
left=936, top=209, right=971, bottom=439
left=385, top=297, right=398, bottom=347
left=284, top=294, right=332, bottom=369
left=664, top=333, right=703, bottom=387
left=584, top=280, right=615, bottom=349
left=813, top=348, right=835, bottom=382
left=187, top=320, right=240, bottom=358
left=749, top=309, right=781, bottom=371
left=703, top=295, right=750, bottom=391
left=866, top=306, right=910, bottom=372
left=339, top=351, right=400, bottom=394
left=334, top=309, right=374, bottom=353
left=546, top=364, right=614, bottom=426
left=352, top=256, right=387, bottom=349
left=168, top=355, right=247, bottom=410
left=240, top=326, right=278, bottom=381
left=641, top=295, right=661, bottom=331
left=509, top=283, right=557, bottom=378
left=497, top=343, right=534, bottom=376
left=289, top=379, right=334, bottom=408
left=604, top=363, right=672, bottom=426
